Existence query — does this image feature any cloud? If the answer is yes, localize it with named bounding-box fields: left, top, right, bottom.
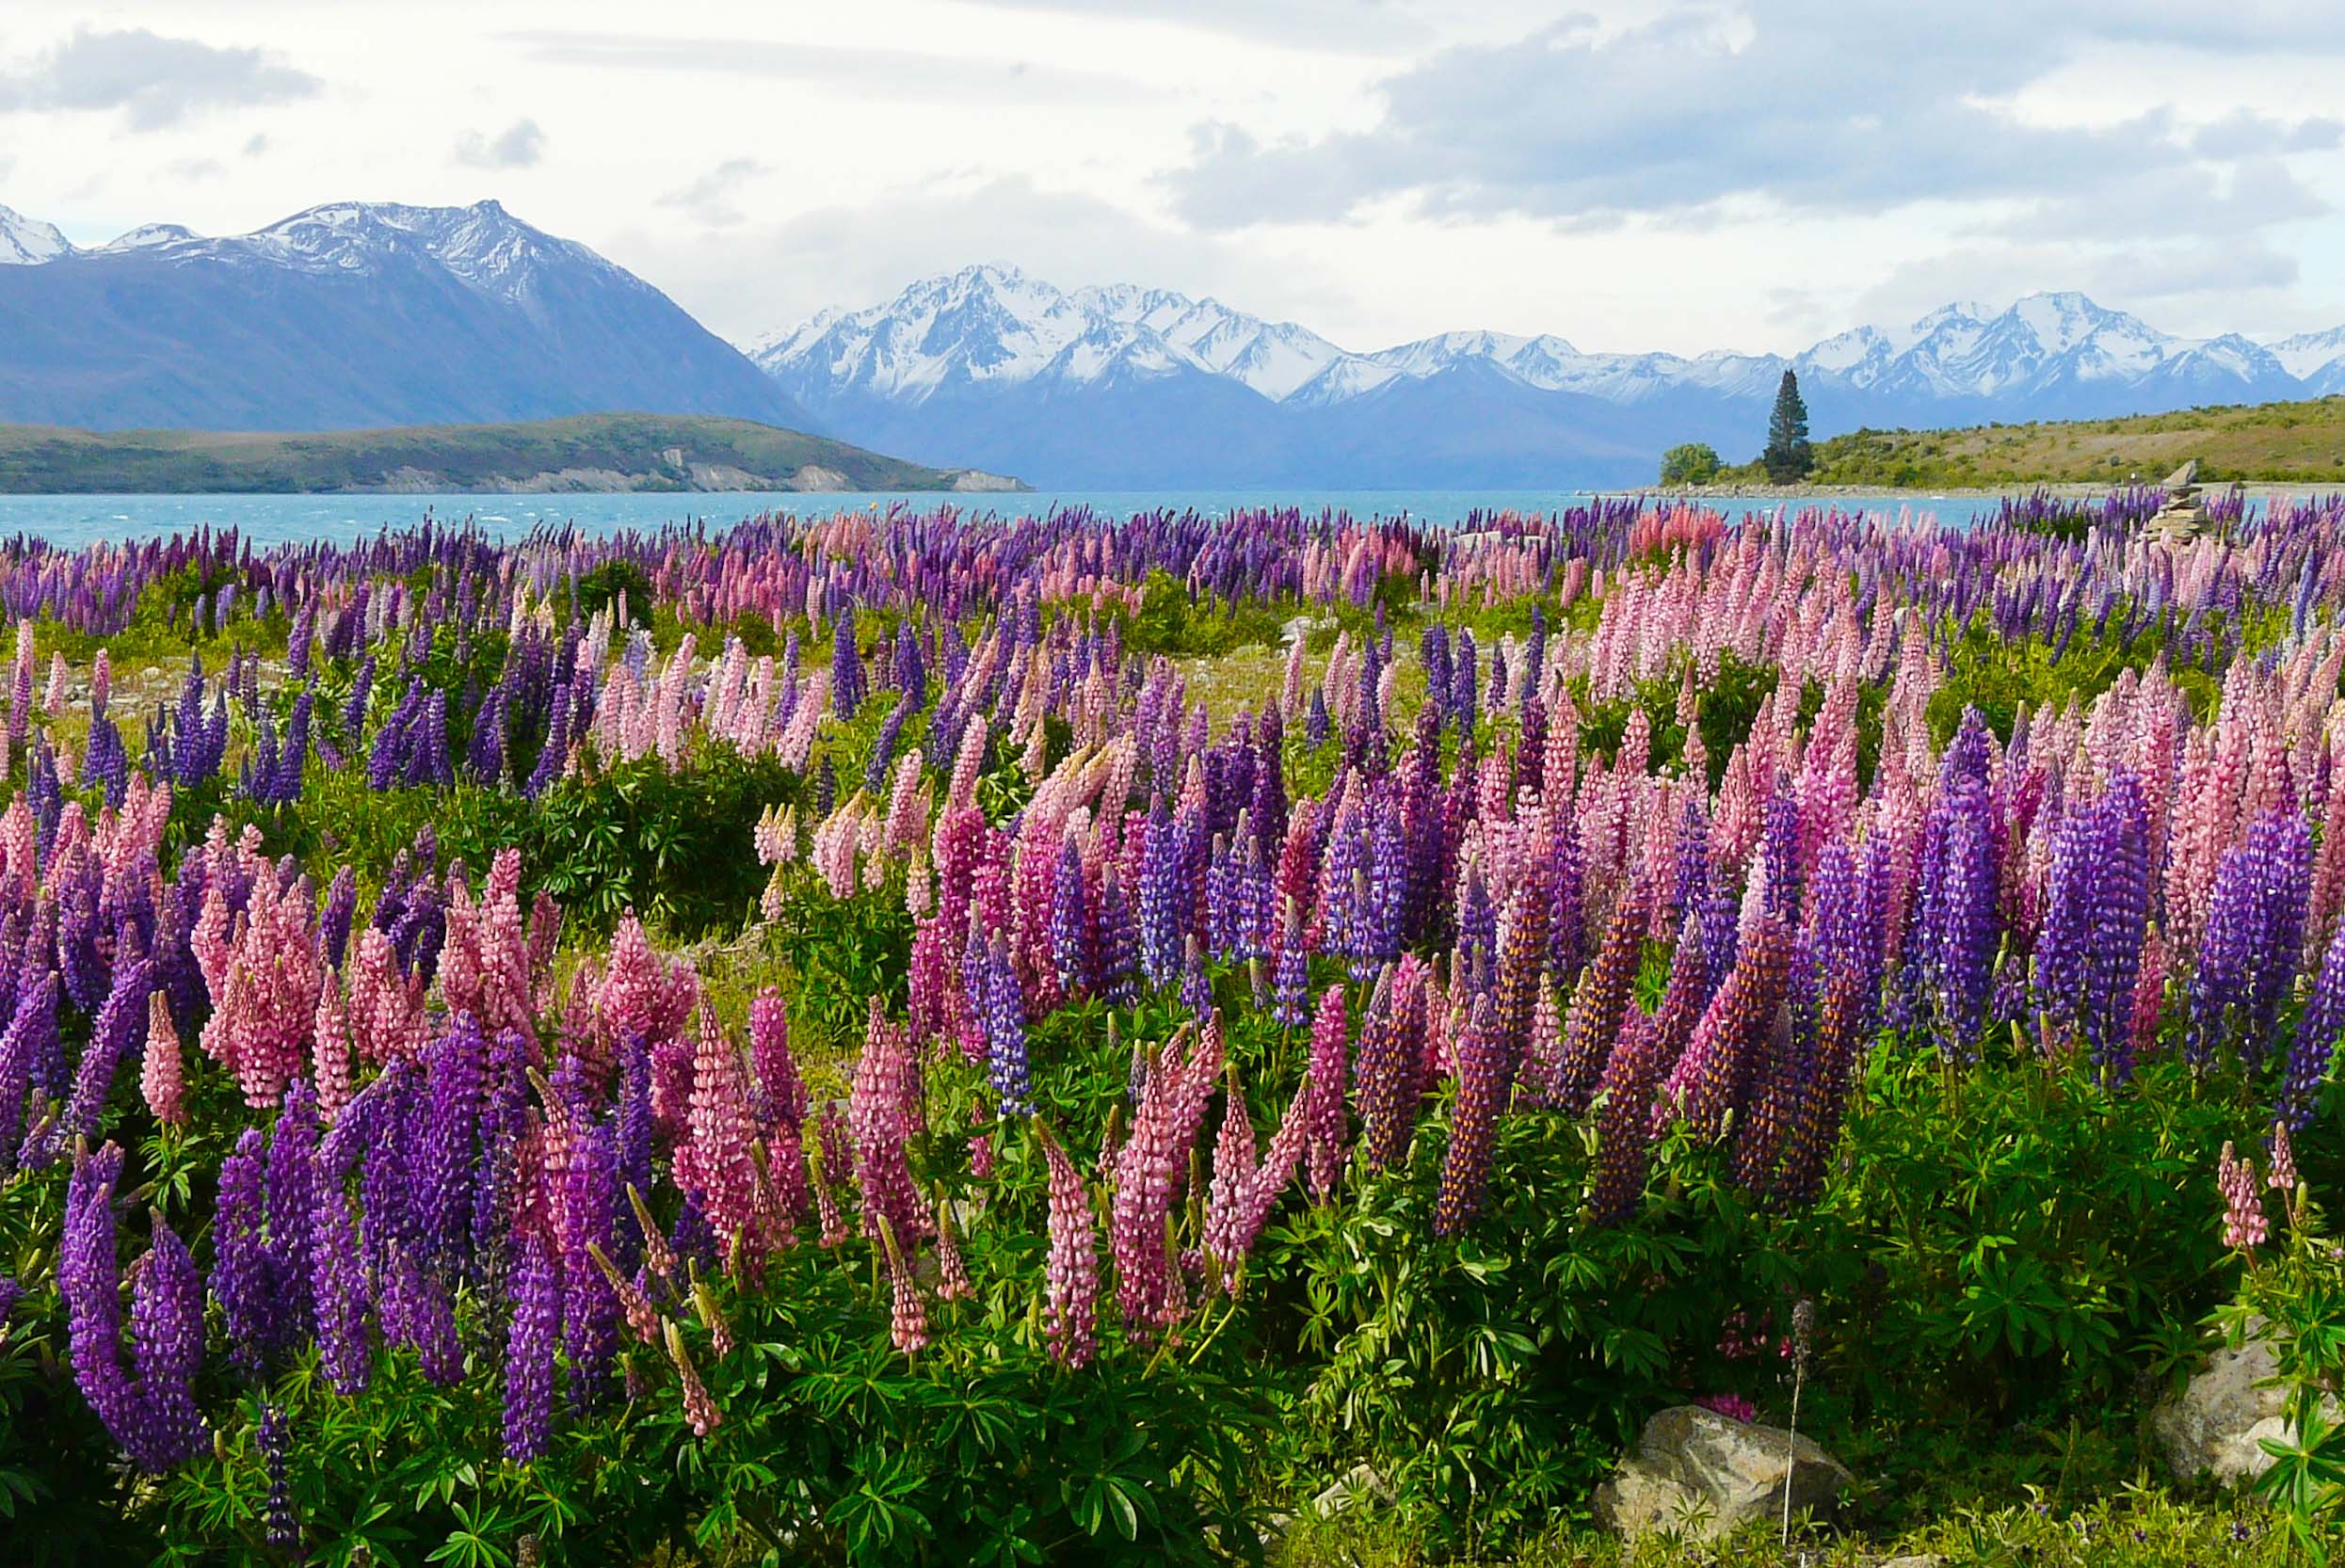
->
left=1159, top=6, right=2345, bottom=232
left=0, top=28, right=320, bottom=131
left=607, top=173, right=1356, bottom=345
left=242, top=133, right=269, bottom=157
left=504, top=30, right=1151, bottom=104
left=656, top=157, right=766, bottom=229
left=937, top=0, right=1433, bottom=52
left=454, top=118, right=545, bottom=170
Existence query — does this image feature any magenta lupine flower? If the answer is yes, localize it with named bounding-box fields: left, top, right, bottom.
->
left=1435, top=997, right=1508, bottom=1237
left=675, top=1007, right=763, bottom=1253
left=1590, top=1008, right=1662, bottom=1224
left=1355, top=960, right=1426, bottom=1172
left=503, top=1227, right=561, bottom=1463
left=1556, top=884, right=1646, bottom=1113
left=2217, top=1141, right=2270, bottom=1251
left=1108, top=1016, right=1223, bottom=1338
left=1304, top=985, right=1349, bottom=1202
left=1660, top=915, right=1792, bottom=1144
left=1037, top=1122, right=1099, bottom=1368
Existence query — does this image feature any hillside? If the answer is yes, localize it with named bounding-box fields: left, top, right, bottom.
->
left=1739, top=395, right=2345, bottom=488
left=0, top=200, right=813, bottom=433
left=0, top=413, right=1027, bottom=495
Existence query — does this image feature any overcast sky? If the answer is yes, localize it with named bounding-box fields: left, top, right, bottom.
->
left=5, top=1, right=2344, bottom=353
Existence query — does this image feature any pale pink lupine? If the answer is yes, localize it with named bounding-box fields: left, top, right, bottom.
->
left=190, top=832, right=324, bottom=1107
left=139, top=990, right=185, bottom=1127
left=2219, top=1141, right=2270, bottom=1251
left=345, top=927, right=427, bottom=1065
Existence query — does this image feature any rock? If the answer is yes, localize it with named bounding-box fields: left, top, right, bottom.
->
left=1593, top=1405, right=1852, bottom=1543
left=1310, top=1464, right=1393, bottom=1520
left=787, top=464, right=851, bottom=492
left=2149, top=1321, right=2339, bottom=1485
left=1878, top=1557, right=1944, bottom=1568
left=1280, top=616, right=1326, bottom=648
left=2161, top=458, right=2200, bottom=490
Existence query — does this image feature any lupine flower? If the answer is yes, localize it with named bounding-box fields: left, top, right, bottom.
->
left=260, top=1403, right=300, bottom=1555
left=61, top=1143, right=209, bottom=1470
left=664, top=1319, right=724, bottom=1435
left=2217, top=1140, right=2270, bottom=1251
left=2267, top=1121, right=2298, bottom=1195
left=503, top=1228, right=561, bottom=1463
left=1037, top=1121, right=1100, bottom=1368
left=1435, top=997, right=1508, bottom=1236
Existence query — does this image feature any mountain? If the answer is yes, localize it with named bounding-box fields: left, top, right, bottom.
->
left=750, top=268, right=2345, bottom=487
left=0, top=200, right=815, bottom=434
left=0, top=204, right=72, bottom=266
left=0, top=412, right=1025, bottom=495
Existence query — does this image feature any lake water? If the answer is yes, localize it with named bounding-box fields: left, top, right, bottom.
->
left=0, top=488, right=2008, bottom=548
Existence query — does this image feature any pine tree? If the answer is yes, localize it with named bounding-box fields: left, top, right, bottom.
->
left=1762, top=370, right=1813, bottom=483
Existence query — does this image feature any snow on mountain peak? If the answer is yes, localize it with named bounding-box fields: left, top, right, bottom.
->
left=0, top=204, right=73, bottom=265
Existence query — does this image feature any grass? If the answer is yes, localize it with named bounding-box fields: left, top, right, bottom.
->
left=1706, top=394, right=2345, bottom=488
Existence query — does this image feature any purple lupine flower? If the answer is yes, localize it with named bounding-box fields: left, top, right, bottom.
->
left=2282, top=916, right=2345, bottom=1129
left=1910, top=758, right=2000, bottom=1060
left=2192, top=808, right=2313, bottom=1069
left=1049, top=839, right=1093, bottom=996
left=260, top=1403, right=300, bottom=1555
left=212, top=1129, right=273, bottom=1371
left=563, top=1117, right=620, bottom=1412
left=2034, top=774, right=2151, bottom=1081
left=1099, top=866, right=1138, bottom=1004
left=63, top=956, right=152, bottom=1143
left=1452, top=629, right=1479, bottom=737
left=503, top=1228, right=561, bottom=1464
left=830, top=616, right=866, bottom=716
left=61, top=1144, right=209, bottom=1470
left=0, top=971, right=57, bottom=1174
left=967, top=928, right=1033, bottom=1115
left=318, top=865, right=357, bottom=972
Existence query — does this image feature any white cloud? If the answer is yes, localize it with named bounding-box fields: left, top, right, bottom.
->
left=0, top=27, right=319, bottom=131
left=454, top=118, right=545, bottom=170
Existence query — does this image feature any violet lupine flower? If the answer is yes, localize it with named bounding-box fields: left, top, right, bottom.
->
left=564, top=1118, right=621, bottom=1411
left=63, top=955, right=153, bottom=1143
left=504, top=1228, right=561, bottom=1463
left=260, top=1403, right=300, bottom=1555
left=212, top=1129, right=274, bottom=1371
left=2281, top=916, right=2345, bottom=1129
left=0, top=972, right=58, bottom=1173
left=2217, top=1141, right=2270, bottom=1251
left=1434, top=997, right=1507, bottom=1237
left=2192, top=808, right=2312, bottom=1070
left=61, top=1144, right=209, bottom=1471
left=831, top=616, right=867, bottom=716
left=2032, top=774, right=2151, bottom=1080
left=318, top=865, right=358, bottom=972
left=970, top=931, right=1033, bottom=1117
left=1037, top=1122, right=1099, bottom=1368
left=1910, top=759, right=2001, bottom=1061
left=1050, top=840, right=1093, bottom=997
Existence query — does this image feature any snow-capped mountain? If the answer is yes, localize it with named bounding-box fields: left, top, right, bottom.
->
left=0, top=200, right=811, bottom=432
left=0, top=204, right=72, bottom=266
left=749, top=270, right=2345, bottom=487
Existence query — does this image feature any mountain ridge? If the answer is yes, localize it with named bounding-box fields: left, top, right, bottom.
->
left=0, top=199, right=816, bottom=437
left=749, top=266, right=2345, bottom=486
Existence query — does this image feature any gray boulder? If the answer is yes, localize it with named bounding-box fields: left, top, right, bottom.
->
left=1593, top=1405, right=1852, bottom=1542
left=2149, top=1323, right=2338, bottom=1485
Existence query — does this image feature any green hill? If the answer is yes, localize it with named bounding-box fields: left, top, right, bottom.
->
left=1708, top=395, right=2345, bottom=488
left=0, top=412, right=1027, bottom=494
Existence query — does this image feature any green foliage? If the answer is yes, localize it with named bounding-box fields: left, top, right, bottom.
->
left=1117, top=569, right=1291, bottom=658
left=576, top=559, right=654, bottom=628
left=1657, top=442, right=1723, bottom=488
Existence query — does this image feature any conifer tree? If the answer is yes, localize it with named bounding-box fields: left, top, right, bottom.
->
left=1762, top=370, right=1814, bottom=483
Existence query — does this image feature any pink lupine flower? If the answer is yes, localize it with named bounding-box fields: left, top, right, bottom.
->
left=598, top=912, right=699, bottom=1051
left=441, top=849, right=537, bottom=1045
left=1695, top=1392, right=1760, bottom=1424
left=674, top=1006, right=763, bottom=1254
left=2267, top=1122, right=2299, bottom=1194
left=139, top=990, right=185, bottom=1127
left=1037, top=1122, right=1099, bottom=1368
left=878, top=1219, right=928, bottom=1356
left=2218, top=1141, right=2270, bottom=1251
left=1108, top=1016, right=1223, bottom=1339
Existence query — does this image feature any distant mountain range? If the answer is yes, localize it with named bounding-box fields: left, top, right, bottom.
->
left=7, top=194, right=2345, bottom=489
left=749, top=266, right=2345, bottom=488
left=0, top=200, right=810, bottom=434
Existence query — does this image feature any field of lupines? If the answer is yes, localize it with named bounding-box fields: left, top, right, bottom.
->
left=2, top=491, right=2344, bottom=1563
